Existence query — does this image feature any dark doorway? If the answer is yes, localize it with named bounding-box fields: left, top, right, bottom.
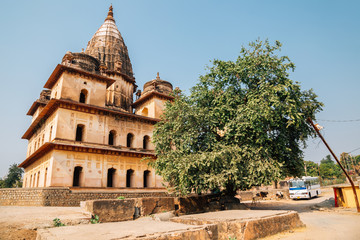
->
left=126, top=169, right=134, bottom=187
left=73, top=166, right=83, bottom=187
left=107, top=168, right=116, bottom=187
left=109, top=130, right=116, bottom=146
left=143, top=135, right=150, bottom=149
left=143, top=170, right=150, bottom=188
left=76, top=125, right=84, bottom=141
left=127, top=133, right=134, bottom=148
left=79, top=89, right=88, bottom=103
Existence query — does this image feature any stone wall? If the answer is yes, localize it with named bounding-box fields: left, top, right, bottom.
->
left=83, top=197, right=175, bottom=222
left=0, top=187, right=169, bottom=207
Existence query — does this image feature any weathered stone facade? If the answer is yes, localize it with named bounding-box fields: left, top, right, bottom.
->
left=0, top=187, right=169, bottom=206
left=19, top=6, right=174, bottom=191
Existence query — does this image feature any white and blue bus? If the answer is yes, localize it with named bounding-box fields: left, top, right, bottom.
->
left=289, top=176, right=321, bottom=199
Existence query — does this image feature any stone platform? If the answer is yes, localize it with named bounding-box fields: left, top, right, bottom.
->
left=36, top=210, right=304, bottom=240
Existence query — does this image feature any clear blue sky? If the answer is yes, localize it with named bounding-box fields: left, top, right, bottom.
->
left=0, top=0, right=359, bottom=177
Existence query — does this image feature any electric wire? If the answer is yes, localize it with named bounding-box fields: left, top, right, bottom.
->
left=317, top=119, right=360, bottom=123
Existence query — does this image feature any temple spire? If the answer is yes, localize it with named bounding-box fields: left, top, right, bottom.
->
left=105, top=4, right=115, bottom=22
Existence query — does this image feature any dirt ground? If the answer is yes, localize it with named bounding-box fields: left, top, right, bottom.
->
left=0, top=206, right=90, bottom=240
left=0, top=187, right=359, bottom=240
left=246, top=187, right=360, bottom=240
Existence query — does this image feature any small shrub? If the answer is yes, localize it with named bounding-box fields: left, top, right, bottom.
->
left=90, top=214, right=100, bottom=224
left=228, top=236, right=237, bottom=240
left=117, top=196, right=125, bottom=200
left=53, top=218, right=65, bottom=227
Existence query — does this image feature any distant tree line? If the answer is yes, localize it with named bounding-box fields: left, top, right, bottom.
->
left=0, top=163, right=23, bottom=188
left=304, top=153, right=360, bottom=185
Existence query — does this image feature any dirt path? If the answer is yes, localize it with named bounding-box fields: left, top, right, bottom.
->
left=246, top=188, right=360, bottom=240
left=0, top=206, right=90, bottom=240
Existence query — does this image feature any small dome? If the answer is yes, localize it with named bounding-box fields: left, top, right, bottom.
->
left=142, top=72, right=173, bottom=95
left=85, top=5, right=133, bottom=79
left=61, top=52, right=100, bottom=73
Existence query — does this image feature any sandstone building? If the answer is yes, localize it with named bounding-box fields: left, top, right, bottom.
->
left=19, top=6, right=174, bottom=189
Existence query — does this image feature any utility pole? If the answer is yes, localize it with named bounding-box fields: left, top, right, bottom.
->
left=307, top=117, right=360, bottom=213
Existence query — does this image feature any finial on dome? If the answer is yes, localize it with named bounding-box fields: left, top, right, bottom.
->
left=105, top=4, right=115, bottom=22
left=156, top=72, right=160, bottom=80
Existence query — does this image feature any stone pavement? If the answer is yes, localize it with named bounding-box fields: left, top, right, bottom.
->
left=37, top=210, right=303, bottom=240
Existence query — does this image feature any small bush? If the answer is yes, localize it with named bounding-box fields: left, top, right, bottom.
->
left=90, top=214, right=100, bottom=224
left=53, top=218, right=65, bottom=227
left=117, top=196, right=125, bottom=200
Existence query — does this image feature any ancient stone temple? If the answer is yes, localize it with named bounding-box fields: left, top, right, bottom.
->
left=19, top=6, right=174, bottom=189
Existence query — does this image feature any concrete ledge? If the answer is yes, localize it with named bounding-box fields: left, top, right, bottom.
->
left=83, top=197, right=175, bottom=222
left=171, top=210, right=305, bottom=240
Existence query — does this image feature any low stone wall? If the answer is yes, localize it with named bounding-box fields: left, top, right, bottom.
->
left=171, top=211, right=304, bottom=240
left=83, top=197, right=175, bottom=222
left=0, top=187, right=169, bottom=206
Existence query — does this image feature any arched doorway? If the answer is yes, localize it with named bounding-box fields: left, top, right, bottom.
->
left=127, top=133, right=134, bottom=148
left=107, top=168, right=116, bottom=187
left=73, top=166, right=83, bottom=187
left=75, top=124, right=85, bottom=142
left=126, top=169, right=134, bottom=188
left=143, top=170, right=151, bottom=188
left=143, top=135, right=150, bottom=149
left=79, top=89, right=88, bottom=103
left=108, top=130, right=116, bottom=146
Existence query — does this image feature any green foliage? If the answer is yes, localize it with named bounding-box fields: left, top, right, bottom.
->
left=304, top=160, right=319, bottom=177
left=319, top=155, right=343, bottom=179
left=90, top=214, right=100, bottom=224
left=53, top=218, right=65, bottom=227
left=117, top=196, right=125, bottom=200
left=152, top=39, right=323, bottom=196
left=1, top=163, right=24, bottom=188
left=228, top=237, right=237, bottom=240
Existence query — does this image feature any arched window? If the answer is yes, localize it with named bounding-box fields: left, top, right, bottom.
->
left=108, top=130, right=116, bottom=146
left=79, top=89, right=88, bottom=103
left=107, top=168, right=116, bottom=187
left=142, top=107, right=148, bottom=117
left=143, top=135, right=150, bottom=149
left=127, top=133, right=134, bottom=148
left=73, top=166, right=83, bottom=187
left=126, top=169, right=134, bottom=188
left=75, top=124, right=85, bottom=142
left=143, top=170, right=151, bottom=188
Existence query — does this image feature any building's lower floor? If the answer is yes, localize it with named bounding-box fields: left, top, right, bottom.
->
left=22, top=145, right=163, bottom=189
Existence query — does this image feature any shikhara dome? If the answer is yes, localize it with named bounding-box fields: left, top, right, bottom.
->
left=85, top=5, right=134, bottom=80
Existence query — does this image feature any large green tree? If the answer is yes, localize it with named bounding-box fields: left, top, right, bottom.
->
left=1, top=164, right=23, bottom=188
left=152, top=40, right=323, bottom=196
